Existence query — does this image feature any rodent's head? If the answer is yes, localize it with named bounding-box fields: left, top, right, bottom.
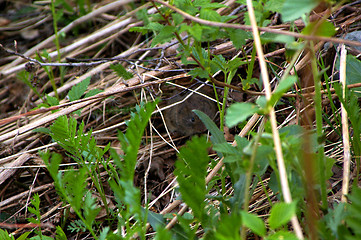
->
left=164, top=88, right=217, bottom=137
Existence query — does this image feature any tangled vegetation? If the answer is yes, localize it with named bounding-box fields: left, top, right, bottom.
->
left=1, top=0, right=361, bottom=239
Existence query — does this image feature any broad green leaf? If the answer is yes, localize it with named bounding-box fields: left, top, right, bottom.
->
left=241, top=211, right=266, bottom=237
left=268, top=201, right=297, bottom=229
left=213, top=142, right=239, bottom=155
left=146, top=209, right=166, bottom=231
left=302, top=20, right=336, bottom=37
left=215, top=213, right=242, bottom=240
left=261, top=32, right=295, bottom=44
left=281, top=0, right=320, bottom=22
left=226, top=102, right=260, bottom=128
left=68, top=77, right=90, bottom=101
left=337, top=55, right=361, bottom=97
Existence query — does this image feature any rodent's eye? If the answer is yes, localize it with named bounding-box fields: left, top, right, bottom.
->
left=190, top=117, right=195, bottom=123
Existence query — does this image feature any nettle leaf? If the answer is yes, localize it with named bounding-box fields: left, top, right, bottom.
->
left=68, top=77, right=90, bottom=102
left=302, top=20, right=336, bottom=37
left=268, top=75, right=297, bottom=107
left=281, top=0, right=321, bottom=22
left=110, top=63, right=133, bottom=80
left=268, top=201, right=297, bottom=229
left=174, top=136, right=211, bottom=221
left=152, top=25, right=176, bottom=47
left=194, top=0, right=226, bottom=9
left=240, top=211, right=266, bottom=237
left=180, top=24, right=203, bottom=42
left=264, top=0, right=285, bottom=13
left=226, top=102, right=260, bottom=128
left=200, top=8, right=221, bottom=22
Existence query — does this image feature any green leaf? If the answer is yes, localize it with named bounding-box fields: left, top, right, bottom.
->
left=213, top=142, right=239, bottom=155
left=261, top=32, right=295, bottom=44
left=110, top=64, right=133, bottom=80
left=46, top=94, right=59, bottom=106
left=200, top=8, right=221, bottom=22
left=193, top=110, right=226, bottom=144
left=268, top=76, right=297, bottom=106
left=266, top=230, right=298, bottom=240
left=55, top=226, right=67, bottom=240
left=82, top=192, right=101, bottom=227
left=68, top=77, right=90, bottom=101
left=281, top=0, right=321, bottom=22
left=226, top=102, right=260, bottom=128
left=215, top=212, right=242, bottom=240
left=117, top=101, right=157, bottom=181
left=174, top=136, right=211, bottom=221
left=302, top=20, right=336, bottom=37
left=84, top=89, right=103, bottom=98
left=32, top=127, right=51, bottom=134
left=241, top=211, right=266, bottom=237
left=264, top=0, right=285, bottom=12
left=268, top=201, right=297, bottom=229
left=152, top=25, right=176, bottom=47
left=146, top=209, right=166, bottom=231
left=337, top=55, right=361, bottom=97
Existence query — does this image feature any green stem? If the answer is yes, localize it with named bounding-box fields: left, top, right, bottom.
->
left=309, top=42, right=327, bottom=210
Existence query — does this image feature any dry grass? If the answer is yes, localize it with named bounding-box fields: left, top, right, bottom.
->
left=0, top=0, right=361, bottom=238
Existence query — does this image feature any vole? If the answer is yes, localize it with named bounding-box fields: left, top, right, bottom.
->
left=164, top=87, right=217, bottom=136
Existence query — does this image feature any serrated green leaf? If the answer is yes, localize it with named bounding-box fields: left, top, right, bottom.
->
left=84, top=89, right=102, bottom=98
left=174, top=136, right=210, bottom=221
left=268, top=201, right=297, bottom=229
left=200, top=8, right=221, bottom=22
left=68, top=77, right=90, bottom=101
left=281, top=0, right=321, bottom=22
left=110, top=64, right=133, bottom=80
left=241, top=211, right=266, bottom=236
left=226, top=102, right=260, bottom=128
left=46, top=94, right=59, bottom=106
left=151, top=25, right=176, bottom=47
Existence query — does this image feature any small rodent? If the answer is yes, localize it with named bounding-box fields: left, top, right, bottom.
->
left=164, top=87, right=217, bottom=136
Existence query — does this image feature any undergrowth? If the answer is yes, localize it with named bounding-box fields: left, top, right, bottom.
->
left=2, top=0, right=361, bottom=239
